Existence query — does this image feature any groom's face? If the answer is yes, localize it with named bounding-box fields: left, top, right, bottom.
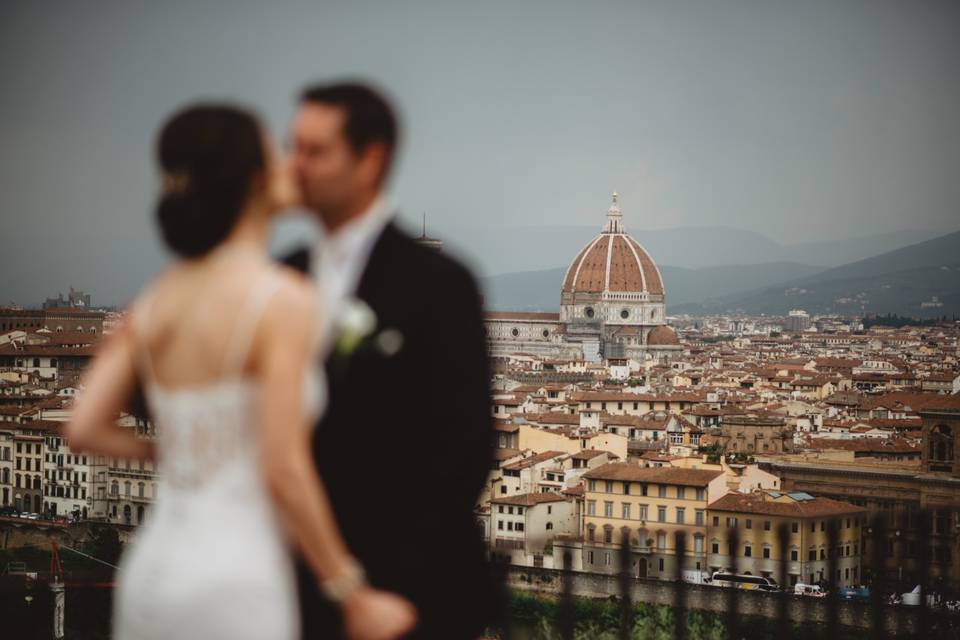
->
left=290, top=103, right=365, bottom=224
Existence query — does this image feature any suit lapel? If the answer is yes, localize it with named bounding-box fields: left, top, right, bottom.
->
left=321, top=222, right=399, bottom=389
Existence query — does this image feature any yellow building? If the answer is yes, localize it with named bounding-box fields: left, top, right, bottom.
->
left=580, top=462, right=727, bottom=579
left=707, top=491, right=865, bottom=588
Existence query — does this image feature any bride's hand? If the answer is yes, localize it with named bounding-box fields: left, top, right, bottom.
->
left=340, top=586, right=418, bottom=640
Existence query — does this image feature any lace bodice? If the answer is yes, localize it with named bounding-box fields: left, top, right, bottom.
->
left=135, top=267, right=325, bottom=494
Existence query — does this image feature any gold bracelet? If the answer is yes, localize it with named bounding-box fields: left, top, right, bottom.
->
left=320, top=560, right=367, bottom=603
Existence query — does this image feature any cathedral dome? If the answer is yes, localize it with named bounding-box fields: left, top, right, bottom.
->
left=646, top=325, right=680, bottom=346
left=561, top=193, right=664, bottom=297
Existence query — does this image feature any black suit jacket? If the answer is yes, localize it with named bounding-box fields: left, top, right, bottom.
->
left=284, top=222, right=496, bottom=639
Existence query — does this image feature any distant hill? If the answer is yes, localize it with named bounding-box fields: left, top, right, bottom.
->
left=446, top=224, right=940, bottom=276
left=479, top=262, right=826, bottom=312
left=672, top=231, right=960, bottom=317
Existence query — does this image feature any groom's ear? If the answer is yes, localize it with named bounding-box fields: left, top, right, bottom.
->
left=358, top=142, right=390, bottom=189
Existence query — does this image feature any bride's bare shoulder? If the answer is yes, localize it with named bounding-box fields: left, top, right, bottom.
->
left=265, top=266, right=321, bottom=323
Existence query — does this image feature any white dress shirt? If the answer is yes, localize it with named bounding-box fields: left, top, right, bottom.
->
left=310, top=194, right=394, bottom=345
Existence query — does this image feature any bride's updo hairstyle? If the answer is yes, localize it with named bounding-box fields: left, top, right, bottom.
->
left=155, top=104, right=265, bottom=258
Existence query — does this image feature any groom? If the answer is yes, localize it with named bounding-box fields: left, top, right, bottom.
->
left=285, top=82, right=495, bottom=639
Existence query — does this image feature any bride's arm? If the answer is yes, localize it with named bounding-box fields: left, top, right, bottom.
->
left=65, top=322, right=156, bottom=461
left=255, top=276, right=416, bottom=640
left=255, top=283, right=356, bottom=581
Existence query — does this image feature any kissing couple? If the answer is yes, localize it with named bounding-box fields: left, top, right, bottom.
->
left=68, top=82, right=495, bottom=640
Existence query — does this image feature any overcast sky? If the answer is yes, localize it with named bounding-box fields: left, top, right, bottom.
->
left=2, top=1, right=959, bottom=305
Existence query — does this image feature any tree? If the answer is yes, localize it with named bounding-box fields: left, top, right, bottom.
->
left=86, top=524, right=121, bottom=566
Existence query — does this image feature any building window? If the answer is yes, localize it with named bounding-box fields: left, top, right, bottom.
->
left=695, top=510, right=704, bottom=526
left=791, top=549, right=798, bottom=562
left=605, top=481, right=613, bottom=493
left=638, top=505, right=648, bottom=521
left=746, top=519, right=752, bottom=530
left=744, top=545, right=752, bottom=558
left=657, top=506, right=666, bottom=523
left=658, top=485, right=667, bottom=498
left=763, top=546, right=771, bottom=559
left=588, top=480, right=596, bottom=492
left=763, top=520, right=771, bottom=531
left=604, top=501, right=613, bottom=517
left=712, top=541, right=720, bottom=554
left=791, top=522, right=799, bottom=533
left=677, top=487, right=686, bottom=500
left=587, top=501, right=596, bottom=516
left=676, top=508, right=685, bottom=524
left=622, top=503, right=631, bottom=519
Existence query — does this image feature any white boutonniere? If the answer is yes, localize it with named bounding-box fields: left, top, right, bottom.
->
left=334, top=299, right=404, bottom=360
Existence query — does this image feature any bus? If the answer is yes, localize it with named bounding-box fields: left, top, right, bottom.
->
left=708, top=572, right=779, bottom=592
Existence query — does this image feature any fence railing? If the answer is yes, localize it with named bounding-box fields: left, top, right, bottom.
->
left=492, top=507, right=960, bottom=639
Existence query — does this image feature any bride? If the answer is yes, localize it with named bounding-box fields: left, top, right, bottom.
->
left=66, top=104, right=417, bottom=640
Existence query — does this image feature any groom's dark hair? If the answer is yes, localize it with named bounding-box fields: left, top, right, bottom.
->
left=300, top=81, right=399, bottom=184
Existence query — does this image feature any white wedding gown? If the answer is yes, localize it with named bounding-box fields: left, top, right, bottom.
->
left=113, top=268, right=324, bottom=640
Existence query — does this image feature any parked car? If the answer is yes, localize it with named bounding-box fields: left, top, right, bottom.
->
left=838, top=586, right=870, bottom=602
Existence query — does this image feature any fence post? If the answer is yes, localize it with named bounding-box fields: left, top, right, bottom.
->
left=618, top=527, right=633, bottom=639
left=825, top=518, right=839, bottom=637
left=917, top=507, right=931, bottom=638
left=726, top=526, right=740, bottom=640
left=559, top=556, right=575, bottom=640
left=777, top=522, right=790, bottom=638
left=868, top=513, right=888, bottom=640
left=673, top=531, right=687, bottom=640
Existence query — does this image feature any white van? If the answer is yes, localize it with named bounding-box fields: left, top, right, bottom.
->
left=794, top=583, right=826, bottom=598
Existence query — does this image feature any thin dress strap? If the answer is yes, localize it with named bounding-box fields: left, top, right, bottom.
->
left=132, top=286, right=161, bottom=384
left=220, top=268, right=284, bottom=377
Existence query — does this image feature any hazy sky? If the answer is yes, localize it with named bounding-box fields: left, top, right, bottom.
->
left=2, top=1, right=959, bottom=305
